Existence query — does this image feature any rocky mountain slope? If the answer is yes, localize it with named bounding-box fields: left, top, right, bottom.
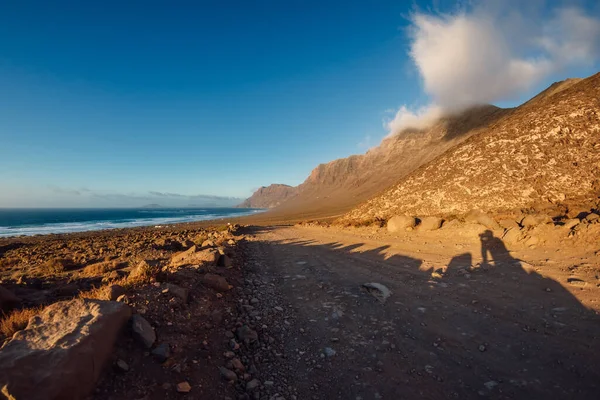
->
left=341, top=73, right=600, bottom=223
left=238, top=184, right=297, bottom=209
left=256, top=105, right=508, bottom=220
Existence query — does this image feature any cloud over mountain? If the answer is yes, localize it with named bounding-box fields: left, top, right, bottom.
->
left=387, top=1, right=600, bottom=134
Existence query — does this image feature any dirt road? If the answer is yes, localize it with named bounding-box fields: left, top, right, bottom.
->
left=236, top=225, right=600, bottom=400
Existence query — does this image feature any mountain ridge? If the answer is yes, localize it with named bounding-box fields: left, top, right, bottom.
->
left=340, top=73, right=600, bottom=223
left=239, top=74, right=599, bottom=222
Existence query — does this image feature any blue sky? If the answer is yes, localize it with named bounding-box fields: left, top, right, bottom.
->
left=0, top=0, right=599, bottom=207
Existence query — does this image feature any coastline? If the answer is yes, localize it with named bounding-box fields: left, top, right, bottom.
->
left=0, top=207, right=266, bottom=239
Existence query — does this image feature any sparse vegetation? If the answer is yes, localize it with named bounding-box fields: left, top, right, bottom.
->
left=79, top=286, right=112, bottom=301
left=0, top=257, right=20, bottom=271
left=81, top=260, right=126, bottom=277
left=40, top=258, right=76, bottom=275
left=0, top=307, right=42, bottom=339
left=128, top=260, right=159, bottom=283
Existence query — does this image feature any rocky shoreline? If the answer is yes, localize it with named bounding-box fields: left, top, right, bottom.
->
left=0, top=222, right=266, bottom=399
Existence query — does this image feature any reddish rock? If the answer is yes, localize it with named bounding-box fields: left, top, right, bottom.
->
left=107, top=284, right=126, bottom=301
left=0, top=298, right=131, bottom=400
left=170, top=246, right=219, bottom=267
left=202, top=273, right=231, bottom=292
left=386, top=215, right=416, bottom=232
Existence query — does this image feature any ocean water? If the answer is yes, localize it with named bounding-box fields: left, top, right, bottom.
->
left=0, top=208, right=264, bottom=237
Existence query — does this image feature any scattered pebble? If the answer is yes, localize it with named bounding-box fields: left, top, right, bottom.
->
left=176, top=381, right=191, bottom=393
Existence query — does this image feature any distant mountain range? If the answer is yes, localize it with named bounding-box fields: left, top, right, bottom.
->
left=141, top=204, right=164, bottom=209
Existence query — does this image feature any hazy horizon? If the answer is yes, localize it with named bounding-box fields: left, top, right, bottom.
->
left=1, top=0, right=599, bottom=208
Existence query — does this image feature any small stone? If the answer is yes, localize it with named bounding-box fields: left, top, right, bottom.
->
left=116, top=359, right=129, bottom=372
left=324, top=347, right=336, bottom=357
left=151, top=343, right=171, bottom=363
left=176, top=381, right=192, bottom=393
left=236, top=325, right=259, bottom=344
left=231, top=358, right=245, bottom=372
left=219, top=366, right=238, bottom=382
left=164, top=283, right=189, bottom=302
left=224, top=351, right=235, bottom=359
left=264, top=380, right=274, bottom=386
left=131, top=314, right=156, bottom=348
left=478, top=344, right=486, bottom=352
left=484, top=381, right=498, bottom=390
left=274, top=306, right=283, bottom=312
left=250, top=298, right=259, bottom=305
left=246, top=379, right=261, bottom=391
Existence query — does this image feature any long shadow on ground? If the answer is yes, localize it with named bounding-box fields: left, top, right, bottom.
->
left=241, top=226, right=600, bottom=400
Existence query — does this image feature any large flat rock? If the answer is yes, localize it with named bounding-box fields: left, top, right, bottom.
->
left=0, top=298, right=131, bottom=400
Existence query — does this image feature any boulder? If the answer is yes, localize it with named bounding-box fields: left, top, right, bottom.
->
left=464, top=210, right=501, bottom=230
left=503, top=227, right=524, bottom=245
left=163, top=283, right=188, bottom=302
left=584, top=213, right=599, bottom=224
left=0, top=285, right=21, bottom=312
left=386, top=215, right=417, bottom=233
left=0, top=299, right=131, bottom=400
left=179, top=239, right=195, bottom=249
left=131, top=314, right=156, bottom=348
left=520, top=214, right=553, bottom=227
left=418, top=216, right=443, bottom=231
left=217, top=254, right=233, bottom=268
left=202, top=273, right=231, bottom=292
left=170, top=246, right=219, bottom=267
left=498, top=219, right=520, bottom=230
left=563, top=218, right=580, bottom=229
left=129, top=259, right=160, bottom=281
left=153, top=238, right=183, bottom=251
left=107, top=284, right=126, bottom=301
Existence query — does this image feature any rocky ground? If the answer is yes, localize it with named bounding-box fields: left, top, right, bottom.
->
left=1, top=210, right=600, bottom=399
left=231, top=216, right=600, bottom=400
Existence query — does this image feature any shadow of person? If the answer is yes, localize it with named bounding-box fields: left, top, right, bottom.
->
left=433, top=229, right=600, bottom=398
left=479, top=229, right=511, bottom=267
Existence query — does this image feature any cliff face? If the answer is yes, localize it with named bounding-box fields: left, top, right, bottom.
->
left=238, top=184, right=298, bottom=209
left=340, top=74, right=600, bottom=223
left=264, top=104, right=507, bottom=219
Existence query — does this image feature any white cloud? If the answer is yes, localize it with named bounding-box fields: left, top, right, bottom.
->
left=387, top=1, right=600, bottom=135
left=387, top=104, right=444, bottom=133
